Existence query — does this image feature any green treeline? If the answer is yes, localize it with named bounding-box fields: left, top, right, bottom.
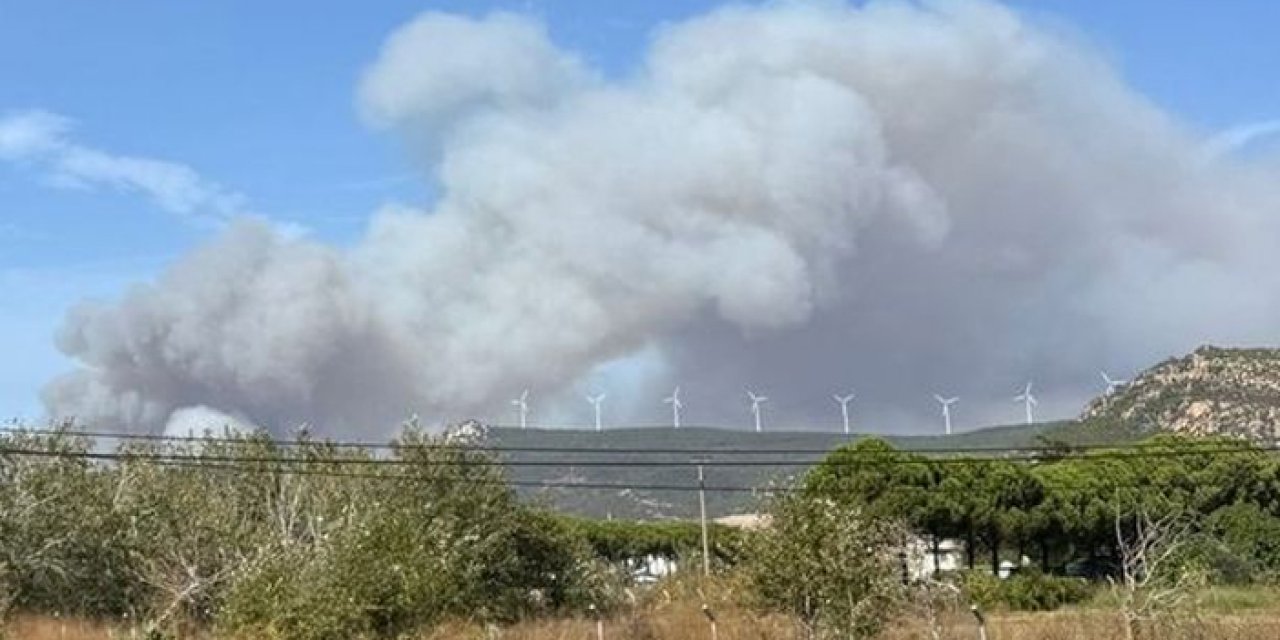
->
left=559, top=516, right=744, bottom=564
left=0, top=430, right=617, bottom=638
left=0, top=429, right=751, bottom=639
left=804, top=436, right=1280, bottom=583
left=5, top=427, right=1280, bottom=639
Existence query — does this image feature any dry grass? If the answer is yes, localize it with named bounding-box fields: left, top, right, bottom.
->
left=3, top=615, right=137, bottom=640
left=891, top=610, right=1280, bottom=640
left=433, top=609, right=1280, bottom=640
left=423, top=605, right=800, bottom=640
left=10, top=599, right=1280, bottom=639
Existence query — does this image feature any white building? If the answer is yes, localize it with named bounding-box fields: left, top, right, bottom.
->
left=629, top=554, right=678, bottom=584
left=903, top=536, right=964, bottom=580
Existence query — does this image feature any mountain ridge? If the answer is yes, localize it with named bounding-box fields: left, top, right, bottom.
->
left=1082, top=345, right=1280, bottom=440
left=490, top=420, right=1085, bottom=519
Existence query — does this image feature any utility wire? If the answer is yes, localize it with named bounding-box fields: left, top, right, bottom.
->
left=2, top=445, right=1270, bottom=497
left=4, top=425, right=898, bottom=454
left=0, top=445, right=827, bottom=468
left=8, top=450, right=788, bottom=494
left=2, top=425, right=1265, bottom=457
left=2, top=448, right=1256, bottom=499
left=0, top=442, right=1273, bottom=470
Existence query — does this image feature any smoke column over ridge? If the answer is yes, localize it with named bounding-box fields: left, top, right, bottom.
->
left=44, top=1, right=1280, bottom=435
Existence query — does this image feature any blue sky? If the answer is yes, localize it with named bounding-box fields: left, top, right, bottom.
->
left=1, top=0, right=1278, bottom=419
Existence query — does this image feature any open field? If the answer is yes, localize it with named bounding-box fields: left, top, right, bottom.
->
left=11, top=585, right=1280, bottom=640
left=437, top=610, right=1280, bottom=640
left=11, top=608, right=1280, bottom=640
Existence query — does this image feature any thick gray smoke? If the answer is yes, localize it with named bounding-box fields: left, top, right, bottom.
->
left=43, top=1, right=1280, bottom=435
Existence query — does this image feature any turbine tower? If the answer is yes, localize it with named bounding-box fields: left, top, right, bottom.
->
left=1100, top=371, right=1127, bottom=395
left=663, top=386, right=683, bottom=429
left=934, top=394, right=959, bottom=435
left=586, top=393, right=606, bottom=432
left=833, top=392, right=855, bottom=435
left=511, top=389, right=529, bottom=429
left=1014, top=381, right=1038, bottom=425
left=746, top=390, right=768, bottom=433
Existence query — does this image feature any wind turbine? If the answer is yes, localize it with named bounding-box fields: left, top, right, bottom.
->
left=586, top=393, right=606, bottom=432
left=663, top=386, right=683, bottom=429
left=833, top=392, right=855, bottom=435
left=511, top=389, right=529, bottom=429
left=746, top=390, right=768, bottom=433
left=934, top=395, right=959, bottom=435
left=1100, top=371, right=1127, bottom=395
left=1014, top=381, right=1038, bottom=425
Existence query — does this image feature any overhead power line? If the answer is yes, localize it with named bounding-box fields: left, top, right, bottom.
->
left=3, top=448, right=786, bottom=494
left=0, top=441, right=1273, bottom=470
left=1, top=440, right=1274, bottom=497
left=1, top=445, right=1266, bottom=498
left=3, top=425, right=1269, bottom=457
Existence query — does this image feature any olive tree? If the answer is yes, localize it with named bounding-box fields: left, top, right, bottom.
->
left=744, top=492, right=905, bottom=639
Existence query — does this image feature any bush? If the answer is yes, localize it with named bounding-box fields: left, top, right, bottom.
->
left=0, top=432, right=145, bottom=618
left=213, top=433, right=620, bottom=639
left=744, top=494, right=904, bottom=639
left=961, top=569, right=1093, bottom=611
left=1200, top=502, right=1280, bottom=584
left=0, top=427, right=622, bottom=639
left=558, top=516, right=746, bottom=571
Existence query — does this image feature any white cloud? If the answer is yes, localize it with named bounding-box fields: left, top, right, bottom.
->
left=1207, top=119, right=1280, bottom=157
left=0, top=109, right=248, bottom=224
left=0, top=110, right=71, bottom=159
left=357, top=11, right=589, bottom=131
left=164, top=405, right=256, bottom=437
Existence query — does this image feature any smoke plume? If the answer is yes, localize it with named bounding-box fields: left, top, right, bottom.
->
left=44, top=1, right=1280, bottom=435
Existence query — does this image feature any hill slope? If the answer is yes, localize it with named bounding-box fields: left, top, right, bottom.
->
left=489, top=421, right=1081, bottom=519
left=1082, top=346, right=1280, bottom=440
left=485, top=345, right=1280, bottom=519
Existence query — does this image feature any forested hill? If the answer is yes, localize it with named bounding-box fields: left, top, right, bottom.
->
left=1083, top=346, right=1280, bottom=440
left=489, top=421, right=1091, bottom=519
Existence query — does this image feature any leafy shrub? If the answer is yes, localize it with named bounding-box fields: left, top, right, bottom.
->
left=744, top=494, right=904, bottom=639
left=0, top=432, right=145, bottom=618
left=213, top=434, right=620, bottom=639
left=961, top=569, right=1093, bottom=611
left=558, top=516, right=746, bottom=571
left=1199, top=502, right=1280, bottom=584
left=0, top=428, right=621, bottom=638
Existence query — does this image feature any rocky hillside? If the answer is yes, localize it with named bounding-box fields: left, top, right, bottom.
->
left=1082, top=346, right=1280, bottom=440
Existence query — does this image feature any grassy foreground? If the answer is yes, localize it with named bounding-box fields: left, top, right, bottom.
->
left=10, top=609, right=1280, bottom=640
left=11, top=586, right=1280, bottom=640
